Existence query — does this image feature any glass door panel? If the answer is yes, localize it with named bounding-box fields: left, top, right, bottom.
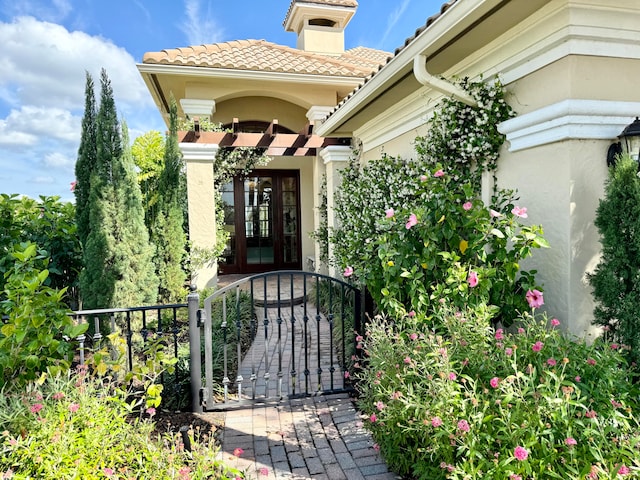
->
left=282, top=175, right=298, bottom=264
left=219, top=181, right=236, bottom=267
left=244, top=176, right=274, bottom=265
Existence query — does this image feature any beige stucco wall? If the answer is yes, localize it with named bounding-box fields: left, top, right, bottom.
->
left=213, top=97, right=309, bottom=132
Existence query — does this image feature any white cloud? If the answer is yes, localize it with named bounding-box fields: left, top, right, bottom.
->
left=1, top=0, right=71, bottom=23
left=31, top=175, right=55, bottom=184
left=378, top=0, right=412, bottom=50
left=43, top=151, right=75, bottom=170
left=0, top=105, right=79, bottom=147
left=0, top=15, right=162, bottom=198
left=0, top=16, right=150, bottom=109
left=180, top=0, right=224, bottom=46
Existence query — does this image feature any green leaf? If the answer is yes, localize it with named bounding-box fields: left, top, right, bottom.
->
left=491, top=228, right=505, bottom=239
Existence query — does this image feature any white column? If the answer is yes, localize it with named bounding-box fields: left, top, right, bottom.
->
left=319, top=145, right=353, bottom=277
left=180, top=143, right=219, bottom=290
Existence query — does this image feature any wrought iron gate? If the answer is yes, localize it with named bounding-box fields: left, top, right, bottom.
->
left=187, top=271, right=363, bottom=411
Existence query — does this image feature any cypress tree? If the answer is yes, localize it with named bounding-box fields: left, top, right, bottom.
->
left=589, top=155, right=640, bottom=366
left=152, top=95, right=187, bottom=302
left=112, top=123, right=158, bottom=306
left=74, top=72, right=97, bottom=249
left=78, top=69, right=157, bottom=308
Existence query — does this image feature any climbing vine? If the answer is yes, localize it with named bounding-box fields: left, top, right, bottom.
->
left=415, top=77, right=514, bottom=193
left=179, top=119, right=271, bottom=269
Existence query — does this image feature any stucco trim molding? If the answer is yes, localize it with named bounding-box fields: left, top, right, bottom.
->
left=179, top=143, right=219, bottom=161
left=320, top=145, right=352, bottom=164
left=498, top=100, right=640, bottom=152
left=180, top=99, right=216, bottom=119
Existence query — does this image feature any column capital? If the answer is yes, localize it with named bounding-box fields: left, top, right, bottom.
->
left=306, top=105, right=334, bottom=123
left=180, top=99, right=216, bottom=119
left=319, top=145, right=352, bottom=165
left=179, top=143, right=219, bottom=162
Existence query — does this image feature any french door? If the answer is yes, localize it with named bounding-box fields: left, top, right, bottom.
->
left=219, top=170, right=301, bottom=274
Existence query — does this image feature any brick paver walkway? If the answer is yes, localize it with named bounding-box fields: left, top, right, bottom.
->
left=214, top=274, right=397, bottom=479
left=220, top=394, right=397, bottom=480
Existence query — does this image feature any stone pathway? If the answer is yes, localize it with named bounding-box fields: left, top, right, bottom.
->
left=214, top=274, right=398, bottom=479
left=220, top=394, right=397, bottom=480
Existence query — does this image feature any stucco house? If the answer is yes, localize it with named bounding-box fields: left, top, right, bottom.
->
left=138, top=0, right=640, bottom=336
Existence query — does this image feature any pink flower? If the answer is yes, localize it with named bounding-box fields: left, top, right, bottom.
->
left=408, top=310, right=416, bottom=318
left=457, top=420, right=470, bottom=433
left=565, top=437, right=577, bottom=446
left=587, top=358, right=596, bottom=366
left=547, top=358, right=557, bottom=367
left=234, top=447, right=244, bottom=457
left=510, top=475, right=522, bottom=480
left=52, top=392, right=65, bottom=401
left=434, top=169, right=444, bottom=177
left=518, top=327, right=525, bottom=334
left=259, top=468, right=269, bottom=476
left=467, top=271, right=479, bottom=288
left=103, top=468, right=114, bottom=477
left=495, top=329, right=504, bottom=341
left=343, top=266, right=354, bottom=277
left=68, top=403, right=80, bottom=413
left=30, top=404, right=43, bottom=414
left=611, top=343, right=619, bottom=350
left=344, top=371, right=350, bottom=379
left=575, top=376, right=581, bottom=382
left=70, top=181, right=77, bottom=192
left=490, top=377, right=500, bottom=388
left=532, top=341, right=544, bottom=352
left=505, top=347, right=513, bottom=356
left=514, top=446, right=528, bottom=461
left=146, top=407, right=156, bottom=416
left=585, top=410, right=597, bottom=418
left=409, top=333, right=418, bottom=341
left=373, top=443, right=380, bottom=451
left=526, top=289, right=544, bottom=308
left=463, top=201, right=473, bottom=211
left=512, top=206, right=528, bottom=218
left=406, top=213, right=418, bottom=229
left=448, top=372, right=456, bottom=381
left=431, top=416, right=443, bottom=427
left=551, top=318, right=560, bottom=327
left=404, top=356, right=411, bottom=364
left=490, top=209, right=502, bottom=218
left=385, top=208, right=394, bottom=218
left=376, top=401, right=385, bottom=411
left=391, top=391, right=402, bottom=400
left=370, top=413, right=377, bottom=423
left=420, top=175, right=428, bottom=182
left=618, top=465, right=630, bottom=476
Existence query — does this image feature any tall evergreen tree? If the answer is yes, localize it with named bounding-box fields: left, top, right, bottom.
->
left=152, top=96, right=187, bottom=302
left=589, top=155, right=640, bottom=366
left=78, top=69, right=157, bottom=308
left=74, top=72, right=97, bottom=249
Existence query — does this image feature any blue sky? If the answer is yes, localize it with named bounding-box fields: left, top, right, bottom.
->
left=0, top=0, right=445, bottom=201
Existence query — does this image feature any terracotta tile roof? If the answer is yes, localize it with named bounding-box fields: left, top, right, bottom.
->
left=283, top=0, right=359, bottom=28
left=142, top=39, right=389, bottom=78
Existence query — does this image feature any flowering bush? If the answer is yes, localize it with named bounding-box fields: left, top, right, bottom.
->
left=356, top=303, right=640, bottom=479
left=415, top=77, right=515, bottom=191
left=346, top=164, right=548, bottom=326
left=0, top=371, right=242, bottom=479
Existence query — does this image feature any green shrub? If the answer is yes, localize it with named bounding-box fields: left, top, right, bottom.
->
left=589, top=154, right=640, bottom=367
left=0, top=242, right=87, bottom=389
left=0, top=372, right=242, bottom=479
left=0, top=194, right=81, bottom=308
left=343, top=164, right=547, bottom=327
left=356, top=302, right=640, bottom=479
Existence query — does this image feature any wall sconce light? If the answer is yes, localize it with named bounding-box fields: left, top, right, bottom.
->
left=608, top=117, right=640, bottom=167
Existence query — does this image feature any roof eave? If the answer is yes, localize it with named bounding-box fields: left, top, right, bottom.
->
left=137, top=63, right=367, bottom=87
left=316, top=0, right=505, bottom=137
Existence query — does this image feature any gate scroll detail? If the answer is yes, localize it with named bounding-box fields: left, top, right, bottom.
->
left=187, top=271, right=363, bottom=412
